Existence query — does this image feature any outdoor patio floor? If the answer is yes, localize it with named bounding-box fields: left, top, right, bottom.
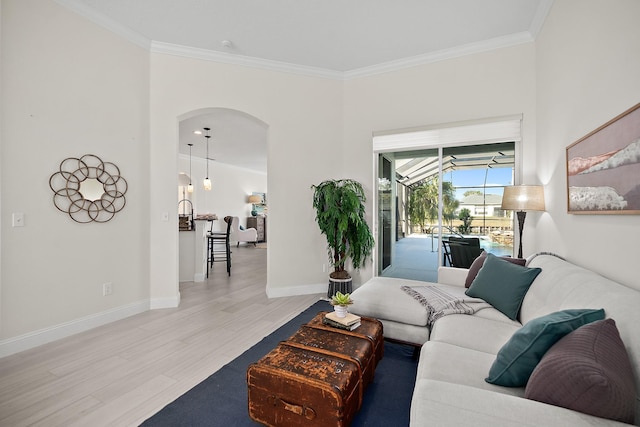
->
left=381, top=234, right=513, bottom=283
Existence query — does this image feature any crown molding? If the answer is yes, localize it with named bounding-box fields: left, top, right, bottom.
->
left=54, top=0, right=151, bottom=50
left=154, top=31, right=535, bottom=81
left=55, top=0, right=551, bottom=81
left=344, top=31, right=534, bottom=80
left=150, top=41, right=343, bottom=80
left=529, top=0, right=555, bottom=38
left=151, top=31, right=532, bottom=80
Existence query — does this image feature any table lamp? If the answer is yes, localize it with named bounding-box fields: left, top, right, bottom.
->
left=248, top=195, right=262, bottom=216
left=501, top=185, right=545, bottom=258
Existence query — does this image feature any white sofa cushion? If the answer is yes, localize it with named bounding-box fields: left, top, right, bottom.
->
left=437, top=266, right=469, bottom=286
left=417, top=341, right=525, bottom=398
left=411, top=379, right=628, bottom=427
left=429, top=314, right=520, bottom=355
left=376, top=319, right=431, bottom=344
left=350, top=276, right=433, bottom=326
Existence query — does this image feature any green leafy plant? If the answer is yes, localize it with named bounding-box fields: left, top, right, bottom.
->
left=458, top=208, right=473, bottom=234
left=331, top=291, right=353, bottom=306
left=311, top=179, right=375, bottom=280
left=408, top=178, right=459, bottom=232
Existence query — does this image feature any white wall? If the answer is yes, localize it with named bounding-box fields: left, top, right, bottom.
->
left=148, top=54, right=345, bottom=302
left=0, top=0, right=150, bottom=347
left=535, top=0, right=640, bottom=290
left=4, top=0, right=640, bottom=355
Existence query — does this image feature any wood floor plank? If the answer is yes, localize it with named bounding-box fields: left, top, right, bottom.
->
left=0, top=245, right=324, bottom=426
left=23, top=396, right=103, bottom=427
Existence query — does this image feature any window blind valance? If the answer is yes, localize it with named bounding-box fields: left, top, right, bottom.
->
left=373, top=115, right=522, bottom=152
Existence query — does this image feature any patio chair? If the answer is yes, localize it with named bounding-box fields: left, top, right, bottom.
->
left=448, top=242, right=484, bottom=269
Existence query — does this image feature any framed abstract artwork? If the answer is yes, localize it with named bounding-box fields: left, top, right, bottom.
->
left=566, top=102, right=640, bottom=214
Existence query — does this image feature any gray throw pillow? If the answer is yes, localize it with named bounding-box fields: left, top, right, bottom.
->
left=485, top=308, right=605, bottom=387
left=525, top=319, right=636, bottom=424
left=465, top=253, right=541, bottom=320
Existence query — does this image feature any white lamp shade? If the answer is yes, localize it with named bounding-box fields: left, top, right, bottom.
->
left=248, top=195, right=262, bottom=204
left=203, top=178, right=212, bottom=191
left=501, top=185, right=545, bottom=211
left=187, top=184, right=194, bottom=193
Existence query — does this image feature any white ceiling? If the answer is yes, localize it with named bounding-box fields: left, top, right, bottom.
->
left=59, top=0, right=552, bottom=172
left=64, top=0, right=551, bottom=75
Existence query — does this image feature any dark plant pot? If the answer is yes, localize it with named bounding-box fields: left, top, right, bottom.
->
left=328, top=277, right=352, bottom=299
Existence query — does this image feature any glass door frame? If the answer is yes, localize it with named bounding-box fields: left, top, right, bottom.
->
left=377, top=154, right=394, bottom=275
left=374, top=148, right=446, bottom=276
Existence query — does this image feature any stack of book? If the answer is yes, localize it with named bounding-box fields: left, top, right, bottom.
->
left=323, top=311, right=361, bottom=331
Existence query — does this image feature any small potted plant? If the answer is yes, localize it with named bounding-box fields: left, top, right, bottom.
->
left=331, top=291, right=353, bottom=318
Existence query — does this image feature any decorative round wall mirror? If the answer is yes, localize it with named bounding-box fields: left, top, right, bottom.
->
left=49, top=154, right=128, bottom=223
left=79, top=178, right=104, bottom=201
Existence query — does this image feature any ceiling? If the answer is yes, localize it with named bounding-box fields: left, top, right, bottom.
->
left=60, top=0, right=551, bottom=173
left=65, top=0, right=551, bottom=75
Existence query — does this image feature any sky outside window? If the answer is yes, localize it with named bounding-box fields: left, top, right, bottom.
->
left=444, top=167, right=514, bottom=200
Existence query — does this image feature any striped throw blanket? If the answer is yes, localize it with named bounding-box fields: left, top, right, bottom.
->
left=401, top=285, right=492, bottom=328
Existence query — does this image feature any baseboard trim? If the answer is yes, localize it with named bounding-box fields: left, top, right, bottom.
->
left=149, top=293, right=181, bottom=309
left=0, top=300, right=150, bottom=358
left=266, top=283, right=328, bottom=298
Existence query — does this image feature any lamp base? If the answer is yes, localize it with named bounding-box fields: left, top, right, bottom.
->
left=516, top=210, right=527, bottom=259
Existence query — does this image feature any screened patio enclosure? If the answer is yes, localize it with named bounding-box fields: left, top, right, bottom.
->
left=397, top=142, right=515, bottom=235
left=377, top=140, right=517, bottom=281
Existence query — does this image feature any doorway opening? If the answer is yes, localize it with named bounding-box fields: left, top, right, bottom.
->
left=177, top=108, right=268, bottom=283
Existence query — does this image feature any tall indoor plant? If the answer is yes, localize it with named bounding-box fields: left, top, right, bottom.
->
left=311, top=179, right=375, bottom=296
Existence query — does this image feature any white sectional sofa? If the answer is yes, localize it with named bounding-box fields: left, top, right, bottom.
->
left=350, top=253, right=640, bottom=426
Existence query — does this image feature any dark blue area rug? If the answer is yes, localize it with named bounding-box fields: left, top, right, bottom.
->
left=141, top=300, right=418, bottom=426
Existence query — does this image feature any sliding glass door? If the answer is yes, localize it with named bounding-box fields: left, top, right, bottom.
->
left=375, top=142, right=516, bottom=280
left=441, top=143, right=515, bottom=257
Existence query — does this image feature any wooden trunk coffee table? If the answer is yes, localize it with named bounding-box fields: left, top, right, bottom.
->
left=247, top=311, right=384, bottom=426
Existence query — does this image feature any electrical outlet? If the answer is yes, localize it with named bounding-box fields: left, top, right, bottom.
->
left=103, top=282, right=113, bottom=296
left=12, top=213, right=25, bottom=227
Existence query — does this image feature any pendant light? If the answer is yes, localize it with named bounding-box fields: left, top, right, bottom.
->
left=187, top=143, right=194, bottom=193
left=203, top=127, right=212, bottom=191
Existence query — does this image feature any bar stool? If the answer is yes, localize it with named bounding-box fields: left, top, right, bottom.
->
left=207, top=216, right=232, bottom=277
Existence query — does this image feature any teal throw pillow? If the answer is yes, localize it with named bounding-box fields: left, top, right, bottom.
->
left=465, top=253, right=541, bottom=320
left=486, top=308, right=605, bottom=387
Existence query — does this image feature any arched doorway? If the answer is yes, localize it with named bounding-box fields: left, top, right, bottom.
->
left=177, top=108, right=269, bottom=282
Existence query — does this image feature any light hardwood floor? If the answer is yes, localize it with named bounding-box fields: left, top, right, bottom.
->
left=0, top=245, right=323, bottom=426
